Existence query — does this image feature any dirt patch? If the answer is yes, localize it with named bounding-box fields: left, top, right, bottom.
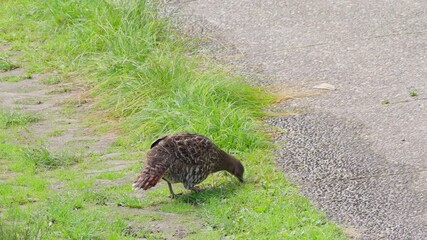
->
left=1, top=70, right=115, bottom=152
left=0, top=47, right=118, bottom=190
left=119, top=207, right=203, bottom=240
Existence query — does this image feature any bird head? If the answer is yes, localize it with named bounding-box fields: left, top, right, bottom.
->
left=232, top=160, right=245, bottom=182
left=220, top=150, right=245, bottom=182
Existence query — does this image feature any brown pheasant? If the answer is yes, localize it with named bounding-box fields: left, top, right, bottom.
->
left=133, top=132, right=244, bottom=198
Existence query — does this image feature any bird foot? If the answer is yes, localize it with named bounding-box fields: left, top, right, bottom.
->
left=190, top=185, right=202, bottom=192
left=169, top=193, right=183, bottom=199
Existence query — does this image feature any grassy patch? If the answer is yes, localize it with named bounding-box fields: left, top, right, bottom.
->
left=0, top=109, right=40, bottom=128
left=0, top=73, right=32, bottom=82
left=0, top=58, right=18, bottom=71
left=48, top=129, right=65, bottom=137
left=14, top=97, right=43, bottom=105
left=41, top=75, right=62, bottom=85
left=48, top=86, right=72, bottom=94
left=21, top=146, right=82, bottom=170
left=0, top=0, right=345, bottom=239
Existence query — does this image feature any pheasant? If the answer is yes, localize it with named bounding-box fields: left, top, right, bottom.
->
left=133, top=132, right=244, bottom=198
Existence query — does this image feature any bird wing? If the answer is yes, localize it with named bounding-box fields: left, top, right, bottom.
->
left=150, top=135, right=168, bottom=149
left=133, top=148, right=172, bottom=190
left=173, top=133, right=219, bottom=166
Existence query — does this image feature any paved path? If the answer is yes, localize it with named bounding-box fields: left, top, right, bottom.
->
left=171, top=1, right=427, bottom=239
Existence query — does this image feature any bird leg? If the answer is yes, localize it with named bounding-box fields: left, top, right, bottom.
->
left=163, top=178, right=179, bottom=198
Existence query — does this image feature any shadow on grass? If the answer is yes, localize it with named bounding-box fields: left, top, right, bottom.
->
left=121, top=178, right=244, bottom=216
left=176, top=180, right=242, bottom=206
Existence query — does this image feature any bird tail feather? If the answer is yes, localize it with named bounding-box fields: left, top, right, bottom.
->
left=133, top=166, right=165, bottom=190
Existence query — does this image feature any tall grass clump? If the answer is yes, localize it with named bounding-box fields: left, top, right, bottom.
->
left=0, top=109, right=40, bottom=128
left=2, top=0, right=272, bottom=149
left=0, top=208, right=46, bottom=240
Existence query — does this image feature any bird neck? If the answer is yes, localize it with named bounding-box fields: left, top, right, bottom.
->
left=216, top=150, right=237, bottom=173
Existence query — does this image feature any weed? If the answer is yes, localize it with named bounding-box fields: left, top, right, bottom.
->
left=48, top=86, right=72, bottom=94
left=41, top=75, right=62, bottom=85
left=60, top=105, right=76, bottom=116
left=21, top=146, right=82, bottom=170
left=0, top=218, right=43, bottom=240
left=0, top=58, right=18, bottom=71
left=409, top=88, right=418, bottom=97
left=63, top=98, right=87, bottom=106
left=0, top=73, right=31, bottom=82
left=24, top=72, right=32, bottom=79
left=381, top=99, right=390, bottom=105
left=0, top=75, right=22, bottom=82
left=48, top=129, right=65, bottom=137
left=96, top=171, right=125, bottom=180
left=14, top=98, right=43, bottom=105
left=0, top=109, right=40, bottom=128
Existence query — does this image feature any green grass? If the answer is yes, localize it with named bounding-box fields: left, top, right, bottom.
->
left=48, top=86, right=72, bottom=94
left=409, top=88, right=418, bottom=97
left=0, top=0, right=345, bottom=239
left=0, top=58, right=18, bottom=71
left=0, top=73, right=32, bottom=82
left=96, top=171, right=125, bottom=180
left=14, top=97, right=43, bottom=105
left=21, top=146, right=82, bottom=171
left=41, top=75, right=62, bottom=85
left=0, top=219, right=43, bottom=240
left=47, top=129, right=65, bottom=137
left=0, top=109, right=40, bottom=128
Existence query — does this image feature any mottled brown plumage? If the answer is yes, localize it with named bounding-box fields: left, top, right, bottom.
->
left=133, top=133, right=244, bottom=198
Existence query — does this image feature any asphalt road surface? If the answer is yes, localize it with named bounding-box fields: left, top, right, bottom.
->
left=169, top=1, right=427, bottom=239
